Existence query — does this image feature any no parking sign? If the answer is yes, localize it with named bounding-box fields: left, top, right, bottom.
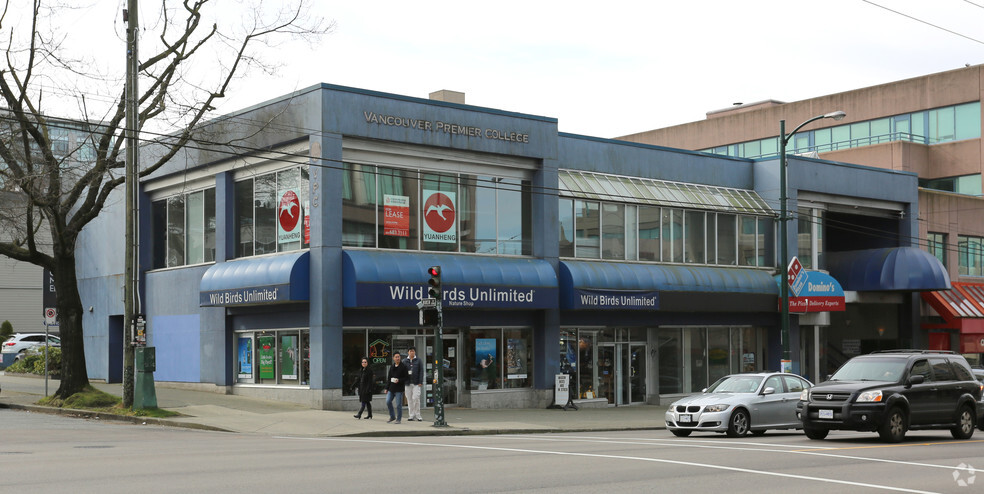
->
left=44, top=307, right=57, bottom=326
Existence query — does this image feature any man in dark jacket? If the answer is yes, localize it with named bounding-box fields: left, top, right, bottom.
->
left=385, top=352, right=410, bottom=424
left=404, top=347, right=424, bottom=421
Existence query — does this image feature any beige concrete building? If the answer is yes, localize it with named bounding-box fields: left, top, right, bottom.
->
left=619, top=65, right=984, bottom=361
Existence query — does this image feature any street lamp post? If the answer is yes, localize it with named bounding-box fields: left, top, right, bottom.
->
left=779, top=110, right=846, bottom=371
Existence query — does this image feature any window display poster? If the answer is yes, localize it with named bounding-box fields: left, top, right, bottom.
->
left=281, top=335, right=298, bottom=380
left=237, top=336, right=252, bottom=378
left=476, top=338, right=497, bottom=384
left=258, top=335, right=276, bottom=379
left=277, top=188, right=303, bottom=243
left=507, top=338, right=527, bottom=379
left=383, top=194, right=410, bottom=237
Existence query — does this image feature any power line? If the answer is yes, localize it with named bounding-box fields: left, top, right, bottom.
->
left=862, top=0, right=984, bottom=46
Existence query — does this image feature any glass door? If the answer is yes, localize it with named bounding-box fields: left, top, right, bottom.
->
left=629, top=344, right=647, bottom=403
left=598, top=344, right=616, bottom=404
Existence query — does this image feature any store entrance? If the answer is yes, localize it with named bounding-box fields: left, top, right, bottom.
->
left=598, top=343, right=647, bottom=405
left=392, top=334, right=459, bottom=407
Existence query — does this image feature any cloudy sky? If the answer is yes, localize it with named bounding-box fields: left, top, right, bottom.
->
left=26, top=0, right=984, bottom=138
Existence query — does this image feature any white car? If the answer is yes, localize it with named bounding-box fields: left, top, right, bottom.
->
left=2, top=333, right=61, bottom=361
left=665, top=372, right=813, bottom=437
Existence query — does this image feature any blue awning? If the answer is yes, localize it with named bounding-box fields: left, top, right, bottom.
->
left=200, top=251, right=310, bottom=306
left=559, top=261, right=778, bottom=310
left=826, top=247, right=950, bottom=292
left=342, top=250, right=558, bottom=309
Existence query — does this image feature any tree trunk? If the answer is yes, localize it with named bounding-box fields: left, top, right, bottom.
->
left=53, top=254, right=89, bottom=398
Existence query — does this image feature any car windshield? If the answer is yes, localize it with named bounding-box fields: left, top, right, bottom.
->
left=706, top=375, right=763, bottom=393
left=830, top=358, right=907, bottom=382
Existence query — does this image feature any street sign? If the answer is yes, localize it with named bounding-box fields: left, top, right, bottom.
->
left=44, top=307, right=57, bottom=326
left=416, top=298, right=437, bottom=309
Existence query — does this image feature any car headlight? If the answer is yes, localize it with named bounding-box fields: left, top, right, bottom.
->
left=799, top=389, right=809, bottom=401
left=856, top=390, right=883, bottom=403
left=704, top=404, right=729, bottom=413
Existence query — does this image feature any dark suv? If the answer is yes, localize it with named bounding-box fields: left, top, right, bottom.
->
left=796, top=350, right=984, bottom=442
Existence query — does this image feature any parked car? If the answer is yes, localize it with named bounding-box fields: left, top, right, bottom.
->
left=797, top=350, right=984, bottom=442
left=665, top=372, right=813, bottom=438
left=1, top=333, right=60, bottom=360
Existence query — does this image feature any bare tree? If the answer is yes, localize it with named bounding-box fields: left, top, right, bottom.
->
left=0, top=0, right=330, bottom=399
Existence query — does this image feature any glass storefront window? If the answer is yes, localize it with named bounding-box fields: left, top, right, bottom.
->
left=575, top=200, right=600, bottom=258
left=378, top=167, right=419, bottom=250
left=234, top=168, right=310, bottom=257
left=235, top=179, right=254, bottom=257
left=152, top=187, right=216, bottom=269
left=559, top=198, right=575, bottom=257
left=738, top=215, right=756, bottom=266
left=186, top=191, right=205, bottom=265
left=716, top=214, right=736, bottom=265
left=167, top=196, right=185, bottom=267
left=684, top=210, right=705, bottom=264
left=462, top=175, right=498, bottom=254
left=342, top=163, right=377, bottom=247
left=504, top=329, right=532, bottom=389
left=497, top=178, right=532, bottom=256
left=663, top=208, right=683, bottom=263
left=638, top=206, right=660, bottom=261
left=235, top=329, right=310, bottom=386
left=466, top=329, right=501, bottom=390
left=601, top=203, right=625, bottom=260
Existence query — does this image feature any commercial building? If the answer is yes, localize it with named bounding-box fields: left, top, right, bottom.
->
left=619, top=65, right=984, bottom=366
left=75, top=84, right=943, bottom=408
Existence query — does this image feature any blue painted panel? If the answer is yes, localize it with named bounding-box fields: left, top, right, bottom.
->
left=827, top=247, right=950, bottom=291
left=342, top=250, right=558, bottom=309
left=151, top=314, right=201, bottom=382
left=200, top=251, right=310, bottom=306
left=559, top=261, right=778, bottom=309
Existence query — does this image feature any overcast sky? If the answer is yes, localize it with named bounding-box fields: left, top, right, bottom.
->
left=44, top=0, right=984, bottom=138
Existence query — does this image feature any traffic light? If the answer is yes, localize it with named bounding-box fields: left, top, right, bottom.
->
left=427, top=266, right=442, bottom=300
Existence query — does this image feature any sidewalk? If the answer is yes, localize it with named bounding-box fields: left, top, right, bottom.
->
left=0, top=373, right=667, bottom=437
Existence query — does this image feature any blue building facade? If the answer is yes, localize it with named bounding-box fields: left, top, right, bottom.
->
left=75, top=84, right=947, bottom=409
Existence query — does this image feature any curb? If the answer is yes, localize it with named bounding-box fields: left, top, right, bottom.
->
left=341, top=425, right=666, bottom=438
left=0, top=401, right=233, bottom=433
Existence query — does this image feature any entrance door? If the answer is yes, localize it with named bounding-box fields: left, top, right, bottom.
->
left=599, top=343, right=647, bottom=405
left=425, top=334, right=458, bottom=407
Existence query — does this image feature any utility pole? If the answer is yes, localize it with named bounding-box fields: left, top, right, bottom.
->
left=122, top=0, right=139, bottom=408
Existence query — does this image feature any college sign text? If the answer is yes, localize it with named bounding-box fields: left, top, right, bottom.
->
left=364, top=111, right=531, bottom=143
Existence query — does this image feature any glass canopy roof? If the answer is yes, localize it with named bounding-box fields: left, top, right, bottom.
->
left=558, top=170, right=775, bottom=215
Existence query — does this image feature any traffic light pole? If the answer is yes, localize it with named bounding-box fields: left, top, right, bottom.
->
left=432, top=298, right=447, bottom=427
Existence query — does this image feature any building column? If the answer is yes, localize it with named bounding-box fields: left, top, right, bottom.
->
left=308, top=132, right=344, bottom=409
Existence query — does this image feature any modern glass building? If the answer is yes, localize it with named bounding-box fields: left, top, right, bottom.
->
left=619, top=64, right=984, bottom=366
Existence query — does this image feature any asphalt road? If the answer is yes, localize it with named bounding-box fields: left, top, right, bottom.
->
left=2, top=408, right=980, bottom=493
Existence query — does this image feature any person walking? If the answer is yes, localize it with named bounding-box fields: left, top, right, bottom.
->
left=385, top=352, right=409, bottom=424
left=404, top=347, right=424, bottom=421
left=353, top=357, right=374, bottom=420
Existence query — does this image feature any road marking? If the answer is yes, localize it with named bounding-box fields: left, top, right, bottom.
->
left=533, top=434, right=836, bottom=449
left=280, top=436, right=940, bottom=493
left=494, top=434, right=979, bottom=473
left=792, top=439, right=984, bottom=452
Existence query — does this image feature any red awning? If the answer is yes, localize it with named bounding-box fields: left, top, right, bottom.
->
left=922, top=282, right=984, bottom=353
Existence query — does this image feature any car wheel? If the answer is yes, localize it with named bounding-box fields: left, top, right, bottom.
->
left=804, top=427, right=828, bottom=440
left=726, top=408, right=750, bottom=438
left=670, top=429, right=692, bottom=437
left=878, top=407, right=906, bottom=443
left=950, top=405, right=975, bottom=440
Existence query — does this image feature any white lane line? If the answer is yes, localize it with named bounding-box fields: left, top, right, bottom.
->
left=494, top=434, right=978, bottom=472
left=278, top=436, right=940, bottom=494
left=515, top=434, right=835, bottom=449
